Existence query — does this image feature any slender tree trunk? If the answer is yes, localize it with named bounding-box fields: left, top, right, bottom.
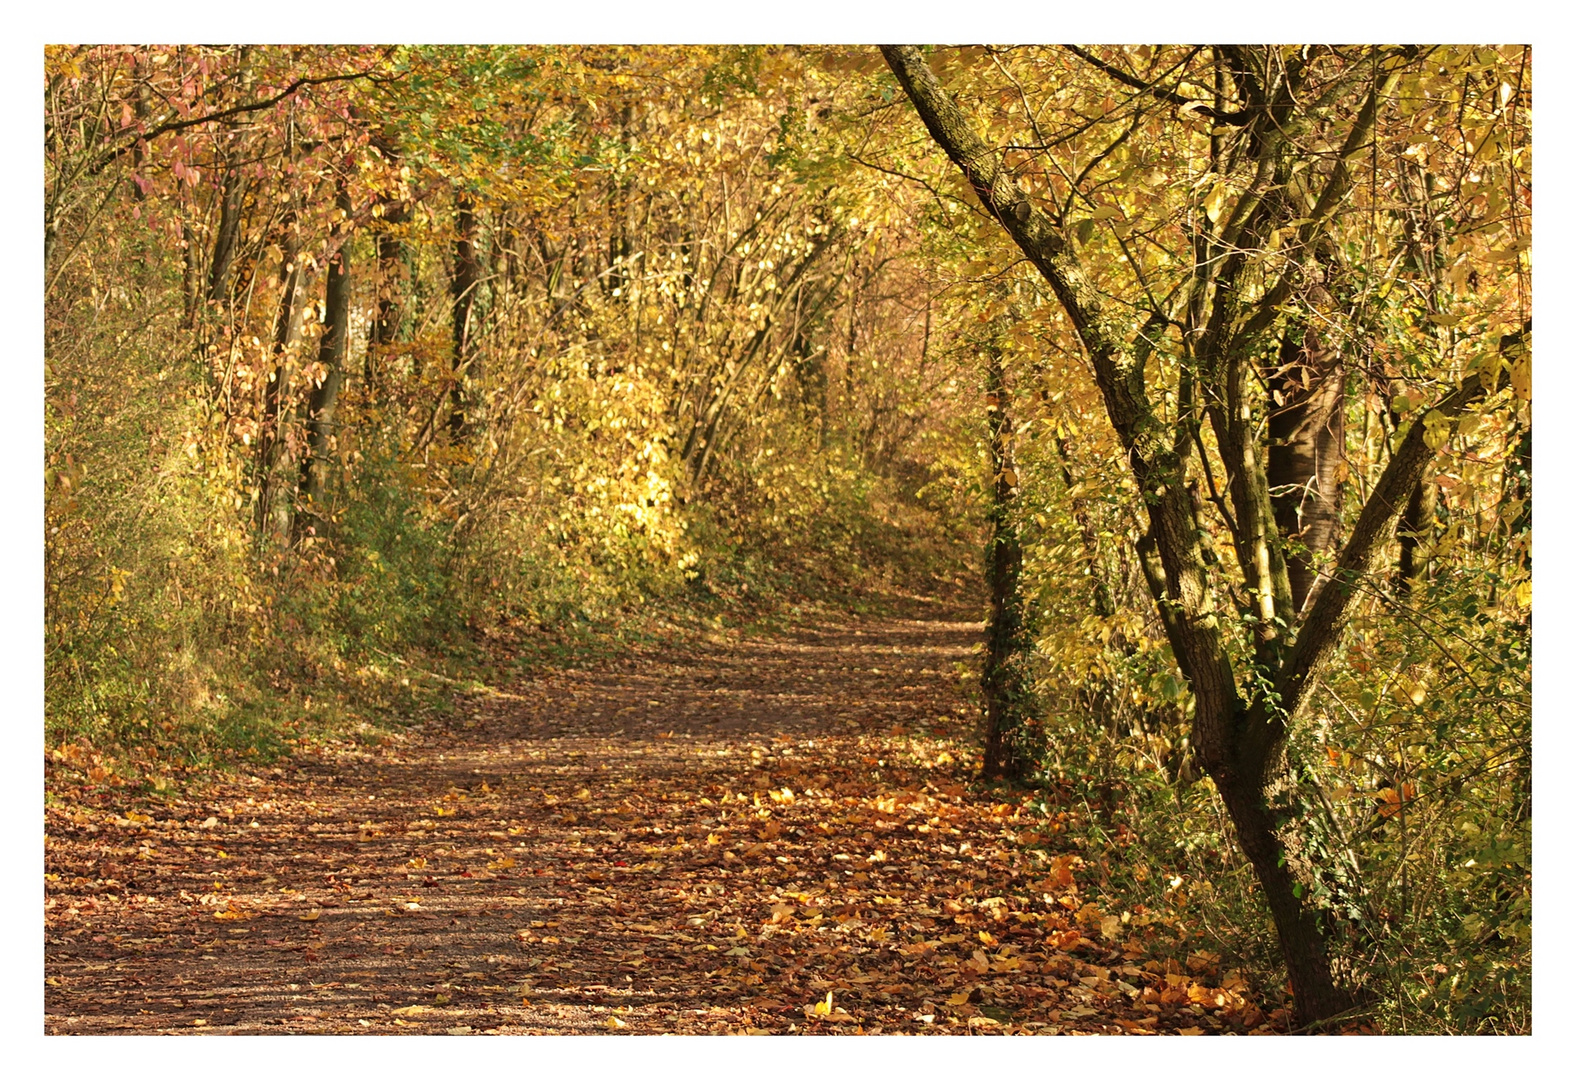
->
left=1508, top=421, right=1530, bottom=541
left=205, top=47, right=255, bottom=309
left=367, top=214, right=407, bottom=386
left=255, top=208, right=309, bottom=540
left=449, top=194, right=480, bottom=437
left=206, top=166, right=246, bottom=305
left=1052, top=435, right=1116, bottom=619
left=181, top=220, right=202, bottom=329
left=791, top=327, right=829, bottom=448
left=1393, top=159, right=1448, bottom=597
left=368, top=213, right=408, bottom=390
left=293, top=184, right=353, bottom=543
left=981, top=339, right=1036, bottom=782
left=1396, top=472, right=1437, bottom=595
left=366, top=129, right=408, bottom=387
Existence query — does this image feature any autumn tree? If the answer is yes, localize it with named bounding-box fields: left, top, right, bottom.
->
left=882, top=43, right=1530, bottom=1026
left=977, top=305, right=1037, bottom=782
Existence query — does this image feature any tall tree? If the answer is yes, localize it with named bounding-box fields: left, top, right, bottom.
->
left=255, top=198, right=312, bottom=539
left=881, top=43, right=1526, bottom=1026
left=294, top=179, right=355, bottom=542
left=980, top=318, right=1036, bottom=781
left=449, top=192, right=481, bottom=437
left=366, top=129, right=410, bottom=388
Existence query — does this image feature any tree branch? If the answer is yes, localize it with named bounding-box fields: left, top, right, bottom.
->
left=1065, top=45, right=1251, bottom=125
left=1274, top=326, right=1527, bottom=722
left=91, top=71, right=383, bottom=176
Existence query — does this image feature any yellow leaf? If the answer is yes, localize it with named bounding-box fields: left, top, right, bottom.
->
left=391, top=1005, right=429, bottom=1017
left=947, top=991, right=971, bottom=1006
left=1510, top=356, right=1531, bottom=401
left=299, top=910, right=321, bottom=922
left=813, top=991, right=833, bottom=1016
left=1203, top=183, right=1228, bottom=224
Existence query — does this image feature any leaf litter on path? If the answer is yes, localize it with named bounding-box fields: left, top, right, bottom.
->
left=45, top=600, right=1276, bottom=1035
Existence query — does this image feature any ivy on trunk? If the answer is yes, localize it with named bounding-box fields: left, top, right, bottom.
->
left=882, top=43, right=1516, bottom=1028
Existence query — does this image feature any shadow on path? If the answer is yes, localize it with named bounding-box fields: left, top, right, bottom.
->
left=46, top=598, right=1261, bottom=1035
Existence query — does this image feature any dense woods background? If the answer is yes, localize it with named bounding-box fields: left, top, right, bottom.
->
left=45, top=44, right=1530, bottom=1033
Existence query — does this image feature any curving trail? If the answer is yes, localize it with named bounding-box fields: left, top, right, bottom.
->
left=45, top=600, right=1268, bottom=1035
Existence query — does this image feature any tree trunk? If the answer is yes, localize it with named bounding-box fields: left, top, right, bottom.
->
left=368, top=213, right=407, bottom=386
left=181, top=220, right=202, bottom=329
left=206, top=165, right=247, bottom=305
left=449, top=194, right=480, bottom=437
left=1268, top=318, right=1345, bottom=611
left=1209, top=742, right=1364, bottom=1024
left=293, top=184, right=353, bottom=543
left=1508, top=421, right=1530, bottom=541
left=791, top=326, right=829, bottom=447
left=1052, top=434, right=1116, bottom=619
left=367, top=152, right=409, bottom=387
left=1396, top=472, right=1437, bottom=595
left=255, top=208, right=309, bottom=539
left=205, top=49, right=256, bottom=308
left=981, top=340, right=1036, bottom=782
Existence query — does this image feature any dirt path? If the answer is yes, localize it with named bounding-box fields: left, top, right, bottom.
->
left=45, top=602, right=1268, bottom=1035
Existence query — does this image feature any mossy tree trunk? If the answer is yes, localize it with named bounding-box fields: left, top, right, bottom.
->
left=981, top=331, right=1037, bottom=782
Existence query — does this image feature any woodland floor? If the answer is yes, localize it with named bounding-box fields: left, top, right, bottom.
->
left=44, top=594, right=1279, bottom=1035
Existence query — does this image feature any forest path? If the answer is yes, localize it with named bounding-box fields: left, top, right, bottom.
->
left=46, top=599, right=1246, bottom=1035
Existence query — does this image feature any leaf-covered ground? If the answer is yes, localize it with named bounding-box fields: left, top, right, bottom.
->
left=45, top=600, right=1280, bottom=1035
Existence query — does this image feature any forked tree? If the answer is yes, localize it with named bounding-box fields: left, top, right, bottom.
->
left=882, top=44, right=1528, bottom=1026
